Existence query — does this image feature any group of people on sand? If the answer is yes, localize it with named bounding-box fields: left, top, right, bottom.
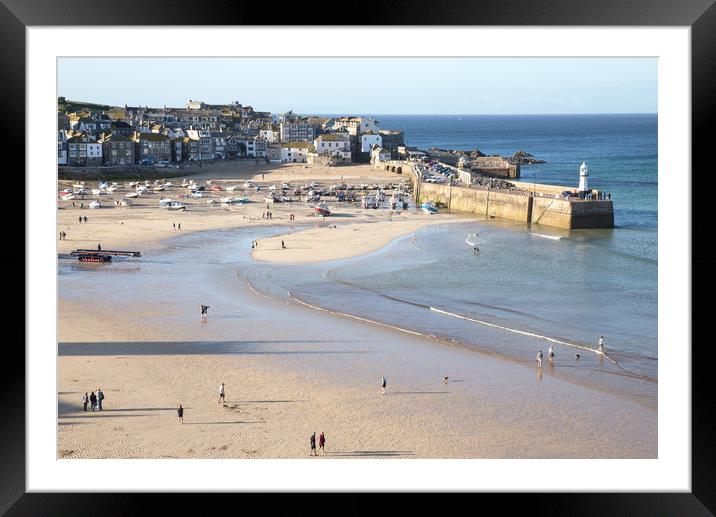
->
left=58, top=231, right=67, bottom=240
left=309, top=431, right=326, bottom=456
left=262, top=211, right=273, bottom=219
left=536, top=336, right=606, bottom=367
left=172, top=222, right=182, bottom=231
left=78, top=215, right=88, bottom=224
left=82, top=389, right=105, bottom=412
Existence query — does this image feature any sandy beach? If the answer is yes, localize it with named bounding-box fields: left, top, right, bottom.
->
left=57, top=161, right=656, bottom=459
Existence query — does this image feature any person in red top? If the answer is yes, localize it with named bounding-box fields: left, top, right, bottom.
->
left=318, top=432, right=325, bottom=453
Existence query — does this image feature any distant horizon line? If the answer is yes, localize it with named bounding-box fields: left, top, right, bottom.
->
left=58, top=101, right=656, bottom=117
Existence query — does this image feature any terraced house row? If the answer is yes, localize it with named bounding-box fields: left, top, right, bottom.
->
left=57, top=98, right=405, bottom=167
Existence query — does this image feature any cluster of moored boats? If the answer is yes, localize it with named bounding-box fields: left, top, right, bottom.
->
left=58, top=177, right=443, bottom=216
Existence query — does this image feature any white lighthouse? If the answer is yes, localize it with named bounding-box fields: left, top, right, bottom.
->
left=578, top=161, right=589, bottom=192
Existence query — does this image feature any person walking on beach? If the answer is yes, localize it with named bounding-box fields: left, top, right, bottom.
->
left=309, top=432, right=317, bottom=456
left=177, top=404, right=184, bottom=424
left=281, top=240, right=286, bottom=249
left=97, top=243, right=102, bottom=252
left=78, top=216, right=82, bottom=224
left=82, top=392, right=89, bottom=412
left=89, top=391, right=97, bottom=412
left=96, top=388, right=104, bottom=411
left=536, top=350, right=543, bottom=368
left=84, top=215, right=88, bottom=223
left=319, top=432, right=325, bottom=453
left=381, top=376, right=387, bottom=395
left=200, top=304, right=209, bottom=320
left=173, top=222, right=176, bottom=230
left=217, top=383, right=225, bottom=404
left=178, top=222, right=181, bottom=230
left=598, top=336, right=605, bottom=354
left=548, top=345, right=554, bottom=360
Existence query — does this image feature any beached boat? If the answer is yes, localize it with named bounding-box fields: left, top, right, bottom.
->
left=89, top=200, right=102, bottom=209
left=73, top=182, right=85, bottom=189
left=264, top=193, right=276, bottom=203
left=421, top=200, right=438, bottom=214
left=159, top=198, right=173, bottom=206
left=164, top=201, right=186, bottom=210
left=124, top=192, right=140, bottom=198
left=120, top=199, right=132, bottom=206
left=77, top=254, right=111, bottom=263
left=362, top=195, right=379, bottom=209
left=153, top=185, right=165, bottom=192
left=163, top=182, right=173, bottom=187
left=136, top=186, right=148, bottom=193
left=211, top=185, right=222, bottom=191
left=226, top=185, right=238, bottom=191
left=190, top=191, right=203, bottom=198
left=60, top=193, right=75, bottom=201
left=91, top=188, right=103, bottom=195
left=73, top=188, right=87, bottom=195
left=106, top=186, right=117, bottom=193
left=314, top=201, right=331, bottom=216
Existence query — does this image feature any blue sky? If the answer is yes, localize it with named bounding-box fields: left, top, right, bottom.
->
left=58, top=57, right=657, bottom=115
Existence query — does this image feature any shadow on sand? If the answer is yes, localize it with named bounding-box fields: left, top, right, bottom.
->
left=59, top=339, right=369, bottom=357
left=324, top=450, right=415, bottom=458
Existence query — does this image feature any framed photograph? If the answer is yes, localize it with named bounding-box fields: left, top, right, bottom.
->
left=5, top=0, right=713, bottom=512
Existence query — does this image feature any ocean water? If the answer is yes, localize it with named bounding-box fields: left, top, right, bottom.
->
left=249, top=114, right=658, bottom=406
left=59, top=114, right=658, bottom=408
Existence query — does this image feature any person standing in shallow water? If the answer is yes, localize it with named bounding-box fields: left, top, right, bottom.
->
left=177, top=404, right=184, bottom=424
left=598, top=336, right=605, bottom=354
left=536, top=350, right=543, bottom=368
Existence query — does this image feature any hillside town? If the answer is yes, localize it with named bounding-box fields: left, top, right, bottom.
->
left=57, top=97, right=409, bottom=168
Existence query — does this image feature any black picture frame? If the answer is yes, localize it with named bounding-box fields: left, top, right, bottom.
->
left=3, top=0, right=713, bottom=513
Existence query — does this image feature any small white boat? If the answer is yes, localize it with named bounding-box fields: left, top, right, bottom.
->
left=187, top=184, right=198, bottom=191
left=226, top=185, right=238, bottom=191
left=421, top=200, right=438, bottom=214
left=89, top=200, right=101, bottom=209
left=362, top=195, right=379, bottom=209
left=74, top=188, right=87, bottom=195
left=106, top=186, right=117, bottom=193
left=98, top=182, right=108, bottom=189
left=190, top=191, right=203, bottom=198
left=125, top=192, right=139, bottom=198
left=164, top=201, right=186, bottom=210
left=73, top=182, right=85, bottom=189
left=136, top=185, right=148, bottom=193
left=91, top=188, right=103, bottom=195
left=60, top=193, right=75, bottom=201
left=120, top=199, right=132, bottom=206
left=128, top=181, right=139, bottom=188
left=153, top=185, right=165, bottom=192
left=163, top=182, right=174, bottom=187
left=314, top=201, right=331, bottom=216
left=159, top=198, right=173, bottom=206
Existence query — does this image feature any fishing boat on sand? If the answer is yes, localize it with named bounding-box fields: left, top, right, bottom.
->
left=421, top=200, right=438, bottom=214
left=314, top=201, right=331, bottom=216
left=164, top=201, right=186, bottom=210
left=125, top=192, right=140, bottom=198
left=89, top=200, right=102, bottom=209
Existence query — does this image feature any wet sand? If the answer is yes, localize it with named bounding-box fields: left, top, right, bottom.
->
left=57, top=162, right=657, bottom=459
